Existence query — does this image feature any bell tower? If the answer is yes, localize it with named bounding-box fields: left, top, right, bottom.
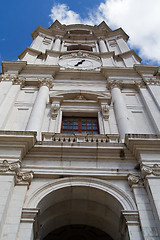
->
left=0, top=20, right=160, bottom=240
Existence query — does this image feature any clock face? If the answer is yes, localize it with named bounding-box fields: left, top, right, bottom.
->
left=59, top=57, right=101, bottom=70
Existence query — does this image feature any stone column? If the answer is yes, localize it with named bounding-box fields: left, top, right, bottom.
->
left=116, top=37, right=130, bottom=53
left=109, top=80, right=131, bottom=141
left=26, top=78, right=53, bottom=140
left=128, top=173, right=160, bottom=239
left=140, top=164, right=160, bottom=236
left=98, top=38, right=108, bottom=53
left=52, top=36, right=62, bottom=51
left=0, top=76, right=25, bottom=129
left=136, top=82, right=160, bottom=134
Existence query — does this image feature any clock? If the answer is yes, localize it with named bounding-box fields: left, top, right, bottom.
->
left=59, top=52, right=101, bottom=70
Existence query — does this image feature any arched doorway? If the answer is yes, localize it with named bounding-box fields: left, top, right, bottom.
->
left=28, top=178, right=136, bottom=240
left=44, top=224, right=113, bottom=240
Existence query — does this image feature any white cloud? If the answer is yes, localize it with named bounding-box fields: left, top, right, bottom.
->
left=49, top=0, right=160, bottom=64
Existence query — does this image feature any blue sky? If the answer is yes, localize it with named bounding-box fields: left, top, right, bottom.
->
left=0, top=0, right=160, bottom=69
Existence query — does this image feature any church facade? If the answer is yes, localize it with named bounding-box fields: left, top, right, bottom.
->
left=0, top=20, right=160, bottom=240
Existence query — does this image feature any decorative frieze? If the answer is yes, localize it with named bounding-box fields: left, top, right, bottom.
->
left=38, top=77, right=53, bottom=89
left=141, top=163, right=160, bottom=178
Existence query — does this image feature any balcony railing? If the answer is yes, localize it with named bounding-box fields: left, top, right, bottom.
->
left=41, top=133, right=120, bottom=143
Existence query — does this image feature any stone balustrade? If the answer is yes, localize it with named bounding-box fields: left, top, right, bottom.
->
left=41, top=133, right=120, bottom=143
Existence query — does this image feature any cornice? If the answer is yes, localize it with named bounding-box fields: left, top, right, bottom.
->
left=2, top=61, right=27, bottom=74
left=106, top=28, right=129, bottom=41
left=125, top=134, right=160, bottom=161
left=0, top=131, right=36, bottom=156
left=20, top=64, right=60, bottom=76
left=18, top=47, right=42, bottom=60
left=134, top=64, right=159, bottom=76
left=31, top=25, right=53, bottom=40
left=119, top=49, right=142, bottom=63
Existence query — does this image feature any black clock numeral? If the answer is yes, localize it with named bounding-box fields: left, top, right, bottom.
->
left=74, top=59, right=85, bottom=67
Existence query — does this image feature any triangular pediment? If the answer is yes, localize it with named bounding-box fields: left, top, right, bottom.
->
left=49, top=19, right=63, bottom=30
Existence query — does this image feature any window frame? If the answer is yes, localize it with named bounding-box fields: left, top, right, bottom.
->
left=61, top=117, right=99, bottom=134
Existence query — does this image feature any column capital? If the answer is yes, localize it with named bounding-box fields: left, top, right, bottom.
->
left=38, top=77, right=53, bottom=89
left=0, top=73, right=17, bottom=82
left=141, top=163, right=160, bottom=179
left=144, top=77, right=160, bottom=86
left=107, top=79, right=122, bottom=90
left=134, top=80, right=146, bottom=90
left=13, top=76, right=26, bottom=88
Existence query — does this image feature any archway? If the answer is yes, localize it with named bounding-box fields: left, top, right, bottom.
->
left=44, top=224, right=114, bottom=240
left=26, top=178, right=136, bottom=240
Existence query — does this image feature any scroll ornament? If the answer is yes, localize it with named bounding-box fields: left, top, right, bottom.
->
left=0, top=160, right=34, bottom=185
left=141, top=164, right=160, bottom=178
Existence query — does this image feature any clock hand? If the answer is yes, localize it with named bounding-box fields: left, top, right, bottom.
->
left=74, top=59, right=85, bottom=67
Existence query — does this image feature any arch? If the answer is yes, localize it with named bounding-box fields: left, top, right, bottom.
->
left=25, top=177, right=137, bottom=240
left=26, top=177, right=136, bottom=210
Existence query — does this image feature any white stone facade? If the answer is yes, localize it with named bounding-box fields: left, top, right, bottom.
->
left=0, top=20, right=160, bottom=239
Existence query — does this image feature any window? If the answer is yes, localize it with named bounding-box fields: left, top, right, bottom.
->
left=67, top=45, right=92, bottom=52
left=61, top=117, right=99, bottom=134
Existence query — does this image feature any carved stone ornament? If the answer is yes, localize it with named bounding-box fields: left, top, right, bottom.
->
left=38, top=78, right=53, bottom=89
left=128, top=173, right=143, bottom=187
left=107, top=80, right=122, bottom=90
left=0, top=160, right=34, bottom=186
left=0, top=73, right=17, bottom=82
left=51, top=103, right=60, bottom=119
left=16, top=171, right=34, bottom=185
left=13, top=77, right=26, bottom=88
left=74, top=95, right=87, bottom=100
left=134, top=81, right=146, bottom=89
left=101, top=104, right=109, bottom=120
left=0, top=160, right=21, bottom=173
left=145, top=77, right=160, bottom=86
left=141, top=164, right=160, bottom=178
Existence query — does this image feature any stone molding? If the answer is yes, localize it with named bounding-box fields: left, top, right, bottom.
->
left=141, top=163, right=160, bottom=178
left=0, top=160, right=34, bottom=185
left=38, top=77, right=53, bottom=89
